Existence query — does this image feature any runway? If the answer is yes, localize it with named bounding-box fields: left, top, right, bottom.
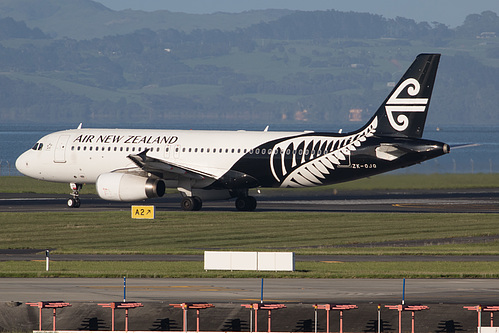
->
left=1, top=188, right=499, bottom=213
left=1, top=277, right=499, bottom=304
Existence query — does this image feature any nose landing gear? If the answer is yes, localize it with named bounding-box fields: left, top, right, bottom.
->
left=68, top=183, right=82, bottom=208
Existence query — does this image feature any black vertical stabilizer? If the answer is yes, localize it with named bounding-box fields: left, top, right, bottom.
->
left=370, top=53, right=440, bottom=138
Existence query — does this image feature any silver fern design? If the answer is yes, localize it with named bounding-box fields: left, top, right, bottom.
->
left=270, top=117, right=378, bottom=187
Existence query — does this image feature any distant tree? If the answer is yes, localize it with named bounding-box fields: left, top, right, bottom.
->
left=0, top=17, right=48, bottom=40
left=457, top=11, right=499, bottom=37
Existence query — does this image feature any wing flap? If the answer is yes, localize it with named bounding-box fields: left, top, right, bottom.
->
left=127, top=149, right=213, bottom=180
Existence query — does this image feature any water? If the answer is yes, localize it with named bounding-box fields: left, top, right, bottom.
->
left=1, top=123, right=498, bottom=176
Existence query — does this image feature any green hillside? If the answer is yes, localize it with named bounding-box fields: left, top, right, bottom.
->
left=0, top=1, right=499, bottom=127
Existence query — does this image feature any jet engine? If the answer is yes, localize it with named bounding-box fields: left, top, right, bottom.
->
left=96, top=173, right=165, bottom=201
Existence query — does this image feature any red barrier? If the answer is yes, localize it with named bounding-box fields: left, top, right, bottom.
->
left=385, top=304, right=429, bottom=333
left=26, top=301, right=71, bottom=331
left=314, top=304, right=358, bottom=333
left=170, top=303, right=214, bottom=332
left=464, top=305, right=499, bottom=328
left=98, top=302, right=143, bottom=331
left=241, top=303, right=286, bottom=332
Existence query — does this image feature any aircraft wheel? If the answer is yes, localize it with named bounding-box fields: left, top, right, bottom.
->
left=181, top=197, right=202, bottom=211
left=192, top=196, right=203, bottom=211
left=247, top=196, right=257, bottom=211
left=67, top=198, right=81, bottom=208
left=235, top=196, right=257, bottom=211
left=181, top=197, right=195, bottom=211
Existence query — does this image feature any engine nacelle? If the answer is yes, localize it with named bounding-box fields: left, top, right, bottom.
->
left=96, top=173, right=165, bottom=202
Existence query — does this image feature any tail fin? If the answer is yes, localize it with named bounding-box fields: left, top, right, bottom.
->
left=371, top=53, right=440, bottom=138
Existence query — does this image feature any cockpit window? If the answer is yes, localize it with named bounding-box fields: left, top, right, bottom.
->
left=31, top=143, right=43, bottom=150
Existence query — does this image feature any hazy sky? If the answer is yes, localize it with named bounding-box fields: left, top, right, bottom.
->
left=96, top=0, right=499, bottom=27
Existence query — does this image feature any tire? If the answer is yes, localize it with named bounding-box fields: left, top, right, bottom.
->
left=192, top=196, right=203, bottom=211
left=247, top=196, right=257, bottom=211
left=181, top=197, right=195, bottom=211
left=67, top=198, right=81, bottom=208
left=236, top=196, right=257, bottom=211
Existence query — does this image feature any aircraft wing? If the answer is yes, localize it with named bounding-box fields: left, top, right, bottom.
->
left=127, top=149, right=215, bottom=180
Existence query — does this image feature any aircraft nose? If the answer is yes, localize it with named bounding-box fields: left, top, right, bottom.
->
left=15, top=151, right=30, bottom=176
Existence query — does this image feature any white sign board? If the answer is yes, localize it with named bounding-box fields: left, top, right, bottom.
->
left=204, top=251, right=294, bottom=271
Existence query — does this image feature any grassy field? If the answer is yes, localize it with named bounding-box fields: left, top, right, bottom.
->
left=2, top=174, right=499, bottom=278
left=2, top=260, right=499, bottom=278
left=1, top=211, right=499, bottom=255
left=1, top=210, right=499, bottom=277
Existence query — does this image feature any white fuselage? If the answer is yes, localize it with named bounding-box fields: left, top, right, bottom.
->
left=16, top=128, right=303, bottom=186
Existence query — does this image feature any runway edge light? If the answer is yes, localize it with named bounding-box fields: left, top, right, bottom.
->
left=131, top=205, right=155, bottom=219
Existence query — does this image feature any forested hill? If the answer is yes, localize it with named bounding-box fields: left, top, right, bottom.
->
left=0, top=0, right=292, bottom=39
left=0, top=2, right=499, bottom=127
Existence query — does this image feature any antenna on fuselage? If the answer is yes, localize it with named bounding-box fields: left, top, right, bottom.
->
left=77, top=123, right=83, bottom=129
left=264, top=126, right=269, bottom=132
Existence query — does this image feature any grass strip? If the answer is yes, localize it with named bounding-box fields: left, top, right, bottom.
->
left=2, top=261, right=499, bottom=278
left=1, top=211, right=499, bottom=255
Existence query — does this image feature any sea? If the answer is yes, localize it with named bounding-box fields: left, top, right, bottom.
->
left=0, top=123, right=498, bottom=176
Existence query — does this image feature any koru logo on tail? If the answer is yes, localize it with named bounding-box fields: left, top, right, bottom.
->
left=385, top=78, right=428, bottom=131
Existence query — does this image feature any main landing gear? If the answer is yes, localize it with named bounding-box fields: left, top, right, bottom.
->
left=179, top=195, right=257, bottom=211
left=180, top=196, right=203, bottom=211
left=235, top=196, right=257, bottom=211
left=67, top=183, right=82, bottom=208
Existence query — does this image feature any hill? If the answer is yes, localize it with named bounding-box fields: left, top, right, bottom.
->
left=0, top=0, right=291, bottom=39
left=0, top=1, right=499, bottom=127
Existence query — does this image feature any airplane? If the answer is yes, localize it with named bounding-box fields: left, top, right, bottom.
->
left=16, top=53, right=449, bottom=211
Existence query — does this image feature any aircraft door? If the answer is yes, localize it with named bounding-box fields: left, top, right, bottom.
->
left=54, top=135, right=70, bottom=163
